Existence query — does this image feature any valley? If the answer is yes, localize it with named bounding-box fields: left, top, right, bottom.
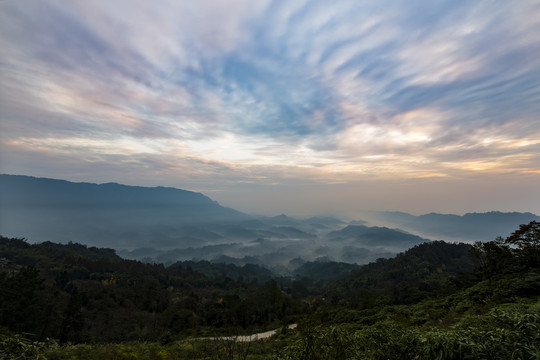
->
left=1, top=175, right=539, bottom=359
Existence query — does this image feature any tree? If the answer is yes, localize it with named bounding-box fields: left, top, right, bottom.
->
left=505, top=221, right=540, bottom=267
left=472, top=221, right=540, bottom=280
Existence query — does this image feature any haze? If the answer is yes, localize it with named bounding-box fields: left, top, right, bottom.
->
left=1, top=1, right=539, bottom=217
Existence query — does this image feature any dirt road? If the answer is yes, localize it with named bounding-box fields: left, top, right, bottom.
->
left=199, top=323, right=297, bottom=342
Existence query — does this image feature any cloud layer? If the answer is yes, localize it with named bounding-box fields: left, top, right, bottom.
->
left=1, top=0, right=539, bottom=215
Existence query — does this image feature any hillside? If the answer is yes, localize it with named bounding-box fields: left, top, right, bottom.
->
left=0, top=174, right=247, bottom=247
left=0, top=236, right=298, bottom=343
left=2, top=175, right=539, bottom=270
left=374, top=211, right=540, bottom=241
left=327, top=225, right=428, bottom=248
left=1, top=221, right=539, bottom=359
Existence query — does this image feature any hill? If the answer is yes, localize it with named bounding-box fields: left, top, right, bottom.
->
left=0, top=236, right=298, bottom=343
left=3, top=174, right=538, bottom=271
left=328, top=240, right=478, bottom=306
left=327, top=225, right=428, bottom=248
left=374, top=211, right=540, bottom=241
left=0, top=174, right=247, bottom=247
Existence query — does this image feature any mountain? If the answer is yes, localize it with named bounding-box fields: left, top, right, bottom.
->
left=327, top=225, right=428, bottom=247
left=4, top=174, right=535, bottom=271
left=374, top=211, right=540, bottom=242
left=169, top=260, right=275, bottom=282
left=323, top=225, right=429, bottom=264
left=0, top=175, right=355, bottom=268
left=0, top=174, right=247, bottom=247
left=293, top=260, right=360, bottom=283
left=328, top=240, right=478, bottom=306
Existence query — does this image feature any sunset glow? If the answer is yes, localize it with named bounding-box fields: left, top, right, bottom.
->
left=1, top=0, right=539, bottom=216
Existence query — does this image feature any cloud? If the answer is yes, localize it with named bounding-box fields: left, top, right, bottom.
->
left=1, top=0, right=540, bottom=215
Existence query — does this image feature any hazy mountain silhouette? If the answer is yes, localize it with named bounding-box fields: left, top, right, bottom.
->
left=327, top=225, right=427, bottom=247
left=2, top=174, right=538, bottom=271
left=0, top=174, right=247, bottom=247
left=373, top=211, right=540, bottom=242
left=322, top=225, right=428, bottom=264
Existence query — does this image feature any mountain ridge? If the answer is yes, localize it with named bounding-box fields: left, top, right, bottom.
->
left=1, top=174, right=538, bottom=269
left=373, top=210, right=540, bottom=241
left=0, top=174, right=247, bottom=246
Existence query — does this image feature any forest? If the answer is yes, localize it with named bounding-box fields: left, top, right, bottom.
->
left=1, top=221, right=539, bottom=359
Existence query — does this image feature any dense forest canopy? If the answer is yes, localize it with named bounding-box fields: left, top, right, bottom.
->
left=1, top=221, right=539, bottom=359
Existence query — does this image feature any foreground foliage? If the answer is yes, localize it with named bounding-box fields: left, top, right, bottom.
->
left=44, top=338, right=283, bottom=360
left=277, top=301, right=540, bottom=360
left=0, top=332, right=57, bottom=360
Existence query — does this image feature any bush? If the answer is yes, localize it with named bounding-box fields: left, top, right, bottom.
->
left=0, top=332, right=57, bottom=360
left=276, top=302, right=540, bottom=359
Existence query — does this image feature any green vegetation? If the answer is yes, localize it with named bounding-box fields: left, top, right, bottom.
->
left=0, top=237, right=301, bottom=344
left=1, top=221, right=539, bottom=359
left=277, top=302, right=540, bottom=360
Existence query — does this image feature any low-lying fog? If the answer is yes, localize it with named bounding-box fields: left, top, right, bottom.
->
left=116, top=215, right=428, bottom=272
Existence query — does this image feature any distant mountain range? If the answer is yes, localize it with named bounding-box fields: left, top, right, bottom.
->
left=0, top=174, right=246, bottom=247
left=372, top=211, right=540, bottom=242
left=327, top=225, right=427, bottom=247
left=1, top=174, right=537, bottom=271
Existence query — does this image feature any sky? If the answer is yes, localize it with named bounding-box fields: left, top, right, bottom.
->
left=1, top=0, right=540, bottom=218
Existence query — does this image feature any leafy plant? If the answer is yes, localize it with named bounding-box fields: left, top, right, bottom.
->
left=0, top=332, right=57, bottom=360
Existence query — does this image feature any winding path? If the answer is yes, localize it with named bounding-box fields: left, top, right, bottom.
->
left=198, top=324, right=297, bottom=342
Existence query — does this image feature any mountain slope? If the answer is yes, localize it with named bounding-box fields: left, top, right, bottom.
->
left=327, top=225, right=428, bottom=249
left=328, top=240, right=478, bottom=306
left=0, top=174, right=247, bottom=247
left=374, top=211, right=540, bottom=241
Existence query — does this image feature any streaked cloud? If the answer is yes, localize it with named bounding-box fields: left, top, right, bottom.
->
left=1, top=0, right=539, bottom=215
